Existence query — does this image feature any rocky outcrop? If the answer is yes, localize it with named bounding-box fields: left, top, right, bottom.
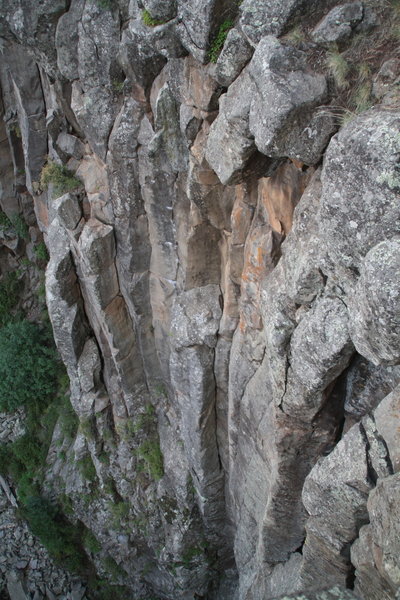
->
left=0, top=1, right=400, bottom=599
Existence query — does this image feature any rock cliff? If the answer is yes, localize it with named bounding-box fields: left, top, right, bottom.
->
left=0, top=0, right=399, bottom=599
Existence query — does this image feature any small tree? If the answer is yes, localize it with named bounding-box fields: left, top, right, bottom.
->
left=0, top=320, right=59, bottom=412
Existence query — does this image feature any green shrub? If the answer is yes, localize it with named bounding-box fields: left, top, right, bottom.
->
left=84, top=529, right=102, bottom=554
left=110, top=500, right=130, bottom=526
left=12, top=435, right=44, bottom=471
left=0, top=320, right=59, bottom=412
left=77, top=454, right=97, bottom=482
left=136, top=439, right=164, bottom=481
left=102, top=555, right=126, bottom=580
left=16, top=471, right=40, bottom=504
left=89, top=580, right=131, bottom=600
left=95, top=0, right=112, bottom=9
left=34, top=241, right=49, bottom=262
left=9, top=214, right=29, bottom=239
left=141, top=9, right=167, bottom=26
left=0, top=210, right=11, bottom=229
left=79, top=416, right=97, bottom=441
left=40, top=161, right=81, bottom=199
left=0, top=272, right=22, bottom=327
left=181, top=545, right=204, bottom=568
left=23, top=495, right=87, bottom=572
left=59, top=493, right=74, bottom=515
left=208, top=20, right=234, bottom=63
left=112, top=80, right=124, bottom=94
left=59, top=397, right=79, bottom=440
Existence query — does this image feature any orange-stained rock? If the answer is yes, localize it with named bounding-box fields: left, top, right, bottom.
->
left=258, top=162, right=314, bottom=236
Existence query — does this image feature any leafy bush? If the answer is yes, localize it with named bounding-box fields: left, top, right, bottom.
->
left=0, top=320, right=59, bottom=412
left=84, top=529, right=102, bottom=554
left=0, top=210, right=11, bottom=229
left=59, top=396, right=79, bottom=440
left=95, top=0, right=112, bottom=9
left=12, top=434, right=44, bottom=471
left=110, top=500, right=130, bottom=522
left=141, top=9, right=167, bottom=26
left=136, top=439, right=164, bottom=480
left=0, top=272, right=22, bottom=327
left=102, top=555, right=126, bottom=580
left=77, top=454, right=97, bottom=481
left=209, top=20, right=234, bottom=63
left=40, top=161, right=81, bottom=199
left=23, top=495, right=87, bottom=572
left=10, top=214, right=29, bottom=239
left=34, top=241, right=49, bottom=262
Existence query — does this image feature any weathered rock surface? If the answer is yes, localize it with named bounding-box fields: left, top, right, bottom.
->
left=311, top=2, right=364, bottom=44
left=319, top=110, right=400, bottom=281
left=248, top=36, right=334, bottom=165
left=271, top=588, right=359, bottom=600
left=239, top=0, right=318, bottom=43
left=1, top=2, right=400, bottom=600
left=215, top=28, right=253, bottom=88
left=348, top=239, right=400, bottom=366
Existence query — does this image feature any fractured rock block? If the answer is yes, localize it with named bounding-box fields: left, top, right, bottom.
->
left=215, top=28, right=253, bottom=88
left=311, top=2, right=364, bottom=45
left=349, top=239, right=400, bottom=366
left=248, top=36, right=334, bottom=166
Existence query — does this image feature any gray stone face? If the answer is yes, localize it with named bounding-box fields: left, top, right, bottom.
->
left=238, top=0, right=338, bottom=44
left=53, top=193, right=82, bottom=231
left=0, top=42, right=47, bottom=193
left=351, top=471, right=400, bottom=600
left=177, top=0, right=236, bottom=63
left=215, top=28, right=253, bottom=87
left=319, top=110, right=400, bottom=277
left=248, top=36, right=334, bottom=165
left=348, top=239, right=400, bottom=366
left=344, top=355, right=400, bottom=419
left=299, top=419, right=391, bottom=590
left=142, top=0, right=177, bottom=21
left=373, top=58, right=400, bottom=106
left=281, top=170, right=323, bottom=304
left=205, top=67, right=281, bottom=185
left=56, top=132, right=85, bottom=160
left=2, top=2, right=400, bottom=600
left=55, top=0, right=84, bottom=80
left=288, top=296, right=354, bottom=395
left=271, top=588, right=359, bottom=600
left=311, top=2, right=364, bottom=44
left=239, top=0, right=303, bottom=43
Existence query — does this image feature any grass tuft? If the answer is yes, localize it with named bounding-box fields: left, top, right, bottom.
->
left=142, top=9, right=167, bottom=27
left=40, top=161, right=81, bottom=199
left=209, top=20, right=234, bottom=63
left=326, top=50, right=350, bottom=90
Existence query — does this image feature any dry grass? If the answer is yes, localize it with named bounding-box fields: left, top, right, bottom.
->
left=326, top=50, right=350, bottom=90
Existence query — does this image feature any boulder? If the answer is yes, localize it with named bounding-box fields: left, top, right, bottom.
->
left=239, top=0, right=337, bottom=44
left=176, top=0, right=236, bottom=64
left=372, top=58, right=400, bottom=106
left=205, top=67, right=281, bottom=185
left=248, top=36, right=334, bottom=165
left=289, top=296, right=354, bottom=395
left=311, top=2, right=364, bottom=45
left=142, top=0, right=177, bottom=22
left=319, top=110, right=400, bottom=277
left=239, top=0, right=303, bottom=43
left=53, top=193, right=82, bottom=231
left=215, top=28, right=253, bottom=87
left=348, top=239, right=400, bottom=366
left=271, top=587, right=359, bottom=600
left=344, top=355, right=400, bottom=419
